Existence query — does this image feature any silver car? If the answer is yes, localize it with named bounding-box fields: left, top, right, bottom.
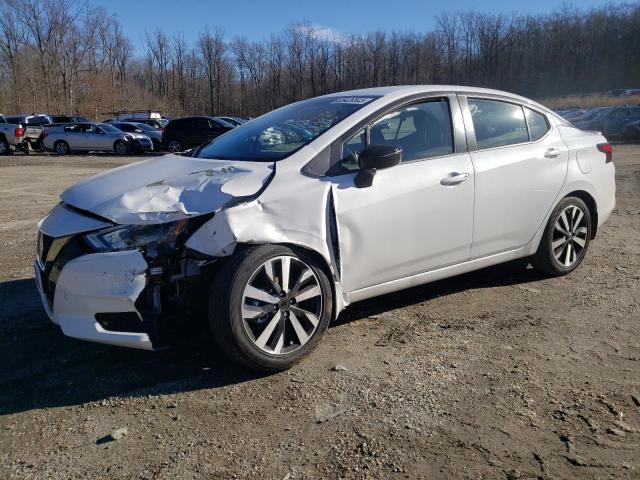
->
left=43, top=122, right=134, bottom=155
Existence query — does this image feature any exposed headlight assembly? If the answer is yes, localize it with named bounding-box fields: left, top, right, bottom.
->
left=84, top=219, right=189, bottom=258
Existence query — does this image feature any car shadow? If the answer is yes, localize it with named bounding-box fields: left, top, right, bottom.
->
left=0, top=260, right=545, bottom=416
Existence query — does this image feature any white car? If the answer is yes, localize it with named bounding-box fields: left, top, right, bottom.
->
left=35, top=86, right=616, bottom=370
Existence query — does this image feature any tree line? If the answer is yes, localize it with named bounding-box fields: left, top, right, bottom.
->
left=0, top=0, right=639, bottom=119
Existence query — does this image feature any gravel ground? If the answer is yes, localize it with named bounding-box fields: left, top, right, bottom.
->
left=0, top=147, right=638, bottom=479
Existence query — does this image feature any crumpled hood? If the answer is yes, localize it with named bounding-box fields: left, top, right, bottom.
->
left=60, top=154, right=274, bottom=225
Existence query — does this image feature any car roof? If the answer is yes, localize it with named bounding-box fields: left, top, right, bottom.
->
left=318, top=84, right=562, bottom=121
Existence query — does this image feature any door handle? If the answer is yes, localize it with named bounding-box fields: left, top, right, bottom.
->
left=440, top=172, right=470, bottom=186
left=544, top=147, right=561, bottom=158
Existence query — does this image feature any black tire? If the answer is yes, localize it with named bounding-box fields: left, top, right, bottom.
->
left=54, top=140, right=69, bottom=156
left=209, top=244, right=333, bottom=371
left=0, top=137, right=9, bottom=155
left=532, top=196, right=592, bottom=276
left=167, top=139, right=183, bottom=153
left=114, top=140, right=129, bottom=156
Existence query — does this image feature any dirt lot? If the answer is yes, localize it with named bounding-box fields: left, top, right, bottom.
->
left=0, top=147, right=639, bottom=479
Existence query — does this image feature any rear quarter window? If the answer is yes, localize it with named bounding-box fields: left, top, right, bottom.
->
left=525, top=108, right=550, bottom=141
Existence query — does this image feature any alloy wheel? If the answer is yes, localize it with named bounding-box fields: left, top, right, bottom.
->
left=0, top=141, right=7, bottom=154
left=115, top=141, right=128, bottom=155
left=168, top=140, right=182, bottom=153
left=55, top=142, right=68, bottom=155
left=552, top=205, right=588, bottom=267
left=241, top=255, right=323, bottom=355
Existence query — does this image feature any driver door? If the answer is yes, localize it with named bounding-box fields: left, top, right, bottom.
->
left=330, top=97, right=475, bottom=294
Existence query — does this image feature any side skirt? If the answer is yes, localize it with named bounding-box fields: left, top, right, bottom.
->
left=347, top=245, right=530, bottom=304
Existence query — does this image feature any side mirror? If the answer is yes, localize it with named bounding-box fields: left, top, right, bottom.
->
left=354, top=144, right=402, bottom=188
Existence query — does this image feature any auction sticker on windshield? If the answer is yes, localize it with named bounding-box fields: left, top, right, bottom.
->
left=331, top=96, right=376, bottom=105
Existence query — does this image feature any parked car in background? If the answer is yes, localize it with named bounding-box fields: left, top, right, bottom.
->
left=5, top=114, right=52, bottom=126
left=112, top=122, right=162, bottom=151
left=0, top=114, right=29, bottom=154
left=34, top=85, right=615, bottom=370
left=560, top=109, right=588, bottom=121
left=575, top=106, right=640, bottom=139
left=618, top=119, right=640, bottom=141
left=104, top=117, right=169, bottom=130
left=49, top=114, right=89, bottom=124
left=103, top=110, right=170, bottom=130
left=214, top=117, right=240, bottom=129
left=621, top=88, right=640, bottom=97
left=161, top=116, right=233, bottom=152
left=215, top=116, right=248, bottom=127
left=2, top=114, right=51, bottom=151
left=42, top=122, right=139, bottom=155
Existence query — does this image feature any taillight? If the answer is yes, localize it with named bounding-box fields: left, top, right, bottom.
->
left=15, top=127, right=23, bottom=138
left=597, top=143, right=613, bottom=163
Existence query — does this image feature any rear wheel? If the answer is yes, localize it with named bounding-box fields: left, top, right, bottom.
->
left=54, top=141, right=69, bottom=156
left=532, top=197, right=591, bottom=276
left=209, top=245, right=333, bottom=371
left=114, top=140, right=128, bottom=156
left=167, top=139, right=183, bottom=153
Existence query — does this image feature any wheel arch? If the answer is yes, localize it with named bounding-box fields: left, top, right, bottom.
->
left=54, top=139, right=69, bottom=151
left=564, top=190, right=598, bottom=239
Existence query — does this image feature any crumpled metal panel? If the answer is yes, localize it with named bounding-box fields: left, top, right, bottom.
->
left=60, top=154, right=274, bottom=225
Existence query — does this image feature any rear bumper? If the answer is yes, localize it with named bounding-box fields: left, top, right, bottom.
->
left=34, top=250, right=154, bottom=350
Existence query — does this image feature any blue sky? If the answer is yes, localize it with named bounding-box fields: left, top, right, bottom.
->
left=92, top=0, right=608, bottom=54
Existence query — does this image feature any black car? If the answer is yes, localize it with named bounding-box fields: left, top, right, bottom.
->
left=50, top=115, right=89, bottom=124
left=121, top=118, right=169, bottom=130
left=161, top=116, right=233, bottom=152
left=575, top=106, right=640, bottom=139
left=619, top=119, right=640, bottom=141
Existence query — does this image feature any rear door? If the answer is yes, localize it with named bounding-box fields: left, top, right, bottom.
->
left=461, top=96, right=568, bottom=258
left=80, top=124, right=102, bottom=150
left=62, top=124, right=84, bottom=149
left=183, top=118, right=202, bottom=147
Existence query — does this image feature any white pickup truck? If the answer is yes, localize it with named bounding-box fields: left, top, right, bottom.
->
left=0, top=114, right=48, bottom=154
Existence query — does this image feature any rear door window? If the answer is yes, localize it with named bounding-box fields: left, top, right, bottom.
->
left=468, top=98, right=529, bottom=149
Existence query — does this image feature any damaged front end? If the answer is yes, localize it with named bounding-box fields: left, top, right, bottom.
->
left=35, top=206, right=219, bottom=350
left=35, top=155, right=276, bottom=350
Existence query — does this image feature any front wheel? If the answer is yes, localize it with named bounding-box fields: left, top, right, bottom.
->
left=209, top=245, right=333, bottom=371
left=532, top=197, right=592, bottom=276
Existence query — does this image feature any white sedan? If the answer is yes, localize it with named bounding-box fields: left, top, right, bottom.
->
left=35, top=86, right=615, bottom=370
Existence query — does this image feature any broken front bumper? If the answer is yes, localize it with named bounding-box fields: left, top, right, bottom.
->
left=34, top=249, right=154, bottom=350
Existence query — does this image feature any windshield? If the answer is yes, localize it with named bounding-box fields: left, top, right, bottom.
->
left=99, top=124, right=121, bottom=133
left=132, top=122, right=156, bottom=132
left=196, top=95, right=379, bottom=161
